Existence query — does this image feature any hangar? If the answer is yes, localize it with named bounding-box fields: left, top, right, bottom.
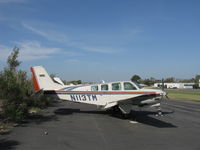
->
left=154, top=83, right=195, bottom=89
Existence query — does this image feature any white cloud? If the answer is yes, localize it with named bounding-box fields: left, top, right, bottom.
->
left=22, top=22, right=119, bottom=54
left=0, top=45, right=12, bottom=61
left=23, top=23, right=73, bottom=45
left=65, top=59, right=80, bottom=64
left=61, top=51, right=83, bottom=57
left=0, top=41, right=60, bottom=61
left=0, top=0, right=27, bottom=3
left=81, top=46, right=118, bottom=54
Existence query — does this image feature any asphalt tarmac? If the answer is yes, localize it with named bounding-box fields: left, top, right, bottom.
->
left=0, top=99, right=200, bottom=150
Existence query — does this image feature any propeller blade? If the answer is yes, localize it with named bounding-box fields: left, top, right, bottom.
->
left=163, top=92, right=169, bottom=99
left=165, top=95, right=170, bottom=99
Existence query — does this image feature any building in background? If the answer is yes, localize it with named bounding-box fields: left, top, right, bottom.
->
left=154, top=83, right=195, bottom=89
left=199, top=79, right=200, bottom=87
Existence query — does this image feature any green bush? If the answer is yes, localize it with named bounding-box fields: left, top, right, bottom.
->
left=0, top=48, right=30, bottom=122
left=3, top=103, right=28, bottom=122
left=28, top=94, right=54, bottom=108
left=193, top=84, right=199, bottom=89
left=0, top=47, right=54, bottom=122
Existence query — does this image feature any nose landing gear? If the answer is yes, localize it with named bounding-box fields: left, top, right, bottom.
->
left=156, top=106, right=163, bottom=116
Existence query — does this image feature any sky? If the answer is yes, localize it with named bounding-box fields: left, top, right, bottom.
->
left=0, top=0, right=200, bottom=82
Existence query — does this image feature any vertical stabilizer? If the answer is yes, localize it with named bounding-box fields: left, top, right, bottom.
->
left=30, top=66, right=63, bottom=91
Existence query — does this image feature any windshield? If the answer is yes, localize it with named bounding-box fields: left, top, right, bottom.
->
left=133, top=82, right=143, bottom=89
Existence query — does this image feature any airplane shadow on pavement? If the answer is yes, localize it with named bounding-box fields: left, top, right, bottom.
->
left=0, top=138, right=19, bottom=150
left=54, top=108, right=176, bottom=128
left=130, top=110, right=177, bottom=128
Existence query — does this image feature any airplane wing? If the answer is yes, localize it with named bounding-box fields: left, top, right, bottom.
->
left=120, top=93, right=161, bottom=105
left=104, top=93, right=162, bottom=110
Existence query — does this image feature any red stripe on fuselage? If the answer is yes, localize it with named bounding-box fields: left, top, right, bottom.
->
left=54, top=90, right=157, bottom=94
left=30, top=67, right=40, bottom=91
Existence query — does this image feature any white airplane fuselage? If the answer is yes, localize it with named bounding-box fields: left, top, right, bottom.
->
left=31, top=66, right=166, bottom=115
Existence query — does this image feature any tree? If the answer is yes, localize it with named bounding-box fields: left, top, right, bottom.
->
left=194, top=75, right=200, bottom=89
left=142, top=78, right=155, bottom=86
left=131, top=75, right=141, bottom=83
left=7, top=47, right=21, bottom=72
left=179, top=79, right=194, bottom=83
left=0, top=47, right=55, bottom=122
left=164, top=77, right=175, bottom=83
left=0, top=48, right=29, bottom=121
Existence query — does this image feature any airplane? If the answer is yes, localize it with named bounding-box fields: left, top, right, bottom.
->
left=30, top=66, right=167, bottom=118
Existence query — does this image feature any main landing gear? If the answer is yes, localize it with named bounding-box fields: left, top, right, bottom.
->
left=109, top=105, right=132, bottom=119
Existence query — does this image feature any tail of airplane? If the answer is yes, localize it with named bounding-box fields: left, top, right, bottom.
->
left=30, top=66, right=63, bottom=91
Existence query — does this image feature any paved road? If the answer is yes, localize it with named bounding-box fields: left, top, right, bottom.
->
left=0, top=99, right=200, bottom=150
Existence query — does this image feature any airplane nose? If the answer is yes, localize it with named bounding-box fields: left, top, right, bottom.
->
left=160, top=91, right=169, bottom=99
left=157, top=90, right=165, bottom=96
left=162, top=91, right=166, bottom=96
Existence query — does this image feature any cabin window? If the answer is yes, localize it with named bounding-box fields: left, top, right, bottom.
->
left=101, top=84, right=108, bottom=91
left=91, top=86, right=98, bottom=91
left=112, top=83, right=121, bottom=90
left=124, top=82, right=137, bottom=90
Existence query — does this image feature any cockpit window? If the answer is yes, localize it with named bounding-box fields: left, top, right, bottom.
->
left=101, top=84, right=108, bottom=91
left=112, top=83, right=121, bottom=90
left=133, top=82, right=143, bottom=89
left=91, top=86, right=98, bottom=91
left=124, top=82, right=137, bottom=90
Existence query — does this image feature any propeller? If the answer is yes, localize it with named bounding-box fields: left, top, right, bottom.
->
left=155, top=78, right=169, bottom=116
left=165, top=94, right=170, bottom=99
left=161, top=78, right=170, bottom=99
